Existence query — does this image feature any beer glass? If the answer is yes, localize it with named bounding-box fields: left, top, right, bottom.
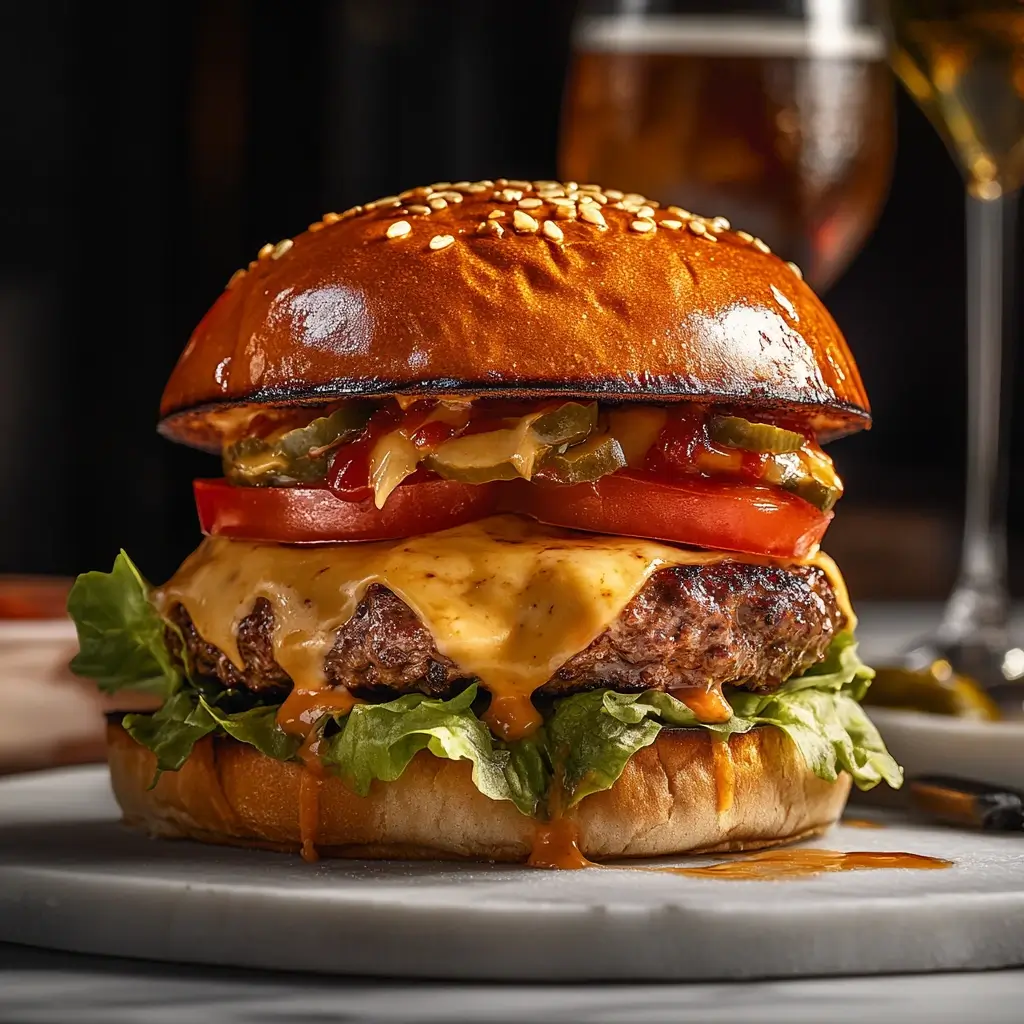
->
left=560, top=0, right=894, bottom=290
left=888, top=1, right=1024, bottom=698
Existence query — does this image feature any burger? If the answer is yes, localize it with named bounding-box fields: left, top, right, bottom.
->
left=68, top=178, right=901, bottom=865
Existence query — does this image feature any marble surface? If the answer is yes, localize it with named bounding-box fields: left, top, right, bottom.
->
left=2, top=943, right=1024, bottom=1023
left=2, top=766, right=1024, bottom=982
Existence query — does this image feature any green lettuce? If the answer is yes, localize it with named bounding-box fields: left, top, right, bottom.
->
left=67, top=553, right=900, bottom=816
left=67, top=551, right=183, bottom=696
left=320, top=684, right=547, bottom=817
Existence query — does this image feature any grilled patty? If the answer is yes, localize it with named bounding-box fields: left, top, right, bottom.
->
left=168, top=561, right=844, bottom=702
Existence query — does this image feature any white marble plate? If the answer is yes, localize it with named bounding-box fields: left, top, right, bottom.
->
left=1, top=766, right=1022, bottom=981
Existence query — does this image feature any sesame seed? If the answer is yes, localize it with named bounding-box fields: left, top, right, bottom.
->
left=227, top=268, right=247, bottom=288
left=513, top=209, right=539, bottom=232
left=322, top=212, right=341, bottom=225
left=507, top=179, right=531, bottom=189
left=478, top=179, right=495, bottom=188
left=631, top=218, right=656, bottom=233
left=753, top=237, right=771, bottom=253
left=465, top=183, right=488, bottom=193
left=623, top=192, right=646, bottom=205
left=501, top=188, right=524, bottom=203
left=488, top=209, right=506, bottom=219
left=387, top=220, right=412, bottom=239
left=563, top=180, right=579, bottom=191
left=518, top=197, right=543, bottom=209
left=495, top=178, right=508, bottom=187
left=371, top=195, right=400, bottom=209
left=452, top=181, right=471, bottom=190
left=429, top=197, right=448, bottom=211
left=407, top=204, right=431, bottom=215
left=258, top=242, right=274, bottom=259
left=554, top=204, right=578, bottom=220
left=538, top=186, right=565, bottom=198
left=399, top=189, right=421, bottom=200
left=478, top=219, right=504, bottom=238
left=542, top=220, right=564, bottom=242
left=534, top=180, right=560, bottom=190
left=429, top=234, right=455, bottom=250
left=589, top=192, right=608, bottom=204
left=432, top=190, right=463, bottom=203
left=711, top=216, right=731, bottom=232
left=271, top=238, right=293, bottom=259
left=736, top=230, right=754, bottom=242
left=668, top=206, right=693, bottom=220
left=340, top=205, right=363, bottom=220
left=428, top=181, right=452, bottom=191
left=661, top=219, right=682, bottom=230
left=579, top=204, right=607, bottom=228
left=703, top=232, right=718, bottom=242
left=579, top=183, right=602, bottom=192
left=636, top=205, right=655, bottom=219
left=786, top=261, right=803, bottom=280
left=688, top=220, right=707, bottom=236
left=247, top=259, right=258, bottom=270
left=605, top=189, right=624, bottom=200
left=308, top=222, right=325, bottom=233
left=549, top=197, right=574, bottom=207
left=578, top=194, right=596, bottom=205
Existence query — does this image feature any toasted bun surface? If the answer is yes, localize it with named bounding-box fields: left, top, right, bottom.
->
left=159, top=179, right=869, bottom=451
left=107, top=723, right=850, bottom=861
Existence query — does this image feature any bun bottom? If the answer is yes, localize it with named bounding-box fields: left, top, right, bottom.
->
left=107, top=723, right=851, bottom=861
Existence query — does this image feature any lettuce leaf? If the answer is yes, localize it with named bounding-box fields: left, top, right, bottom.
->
left=319, top=684, right=546, bottom=817
left=546, top=631, right=901, bottom=806
left=68, top=551, right=183, bottom=696
left=122, top=691, right=217, bottom=776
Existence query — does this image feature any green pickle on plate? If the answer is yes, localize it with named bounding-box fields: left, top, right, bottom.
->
left=864, top=661, right=1002, bottom=721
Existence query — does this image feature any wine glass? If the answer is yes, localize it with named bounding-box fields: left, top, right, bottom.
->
left=886, top=1, right=1024, bottom=705
left=560, top=0, right=894, bottom=290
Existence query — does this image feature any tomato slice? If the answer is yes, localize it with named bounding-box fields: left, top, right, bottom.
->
left=194, top=478, right=500, bottom=543
left=502, top=471, right=832, bottom=559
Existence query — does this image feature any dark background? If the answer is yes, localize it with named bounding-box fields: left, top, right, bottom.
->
left=0, top=0, right=1018, bottom=598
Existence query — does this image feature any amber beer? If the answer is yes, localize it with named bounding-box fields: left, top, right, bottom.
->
left=560, top=14, right=893, bottom=289
left=888, top=0, right=1024, bottom=198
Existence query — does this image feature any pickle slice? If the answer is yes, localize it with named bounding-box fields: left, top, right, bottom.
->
left=537, top=433, right=627, bottom=484
left=426, top=421, right=545, bottom=483
left=531, top=402, right=597, bottom=446
left=763, top=452, right=842, bottom=512
left=864, top=663, right=1002, bottom=721
left=709, top=415, right=804, bottom=454
left=224, top=404, right=372, bottom=486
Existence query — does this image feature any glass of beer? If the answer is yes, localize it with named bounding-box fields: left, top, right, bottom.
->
left=560, top=0, right=894, bottom=290
left=888, top=1, right=1024, bottom=699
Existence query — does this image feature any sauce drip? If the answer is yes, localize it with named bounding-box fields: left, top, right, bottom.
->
left=711, top=737, right=735, bottom=814
left=658, top=849, right=951, bottom=880
left=298, top=766, right=323, bottom=863
left=672, top=683, right=733, bottom=723
left=483, top=693, right=543, bottom=741
left=527, top=816, right=595, bottom=870
left=278, top=687, right=362, bottom=741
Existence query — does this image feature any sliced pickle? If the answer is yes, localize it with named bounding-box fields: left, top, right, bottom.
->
left=224, top=404, right=372, bottom=486
left=537, top=433, right=627, bottom=484
left=531, top=402, right=597, bottom=446
left=607, top=406, right=667, bottom=466
left=369, top=431, right=421, bottom=508
left=864, top=663, right=1002, bottom=721
left=763, top=451, right=843, bottom=513
left=709, top=415, right=804, bottom=454
left=426, top=420, right=545, bottom=483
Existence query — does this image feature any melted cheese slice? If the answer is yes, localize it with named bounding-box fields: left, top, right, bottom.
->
left=157, top=514, right=850, bottom=739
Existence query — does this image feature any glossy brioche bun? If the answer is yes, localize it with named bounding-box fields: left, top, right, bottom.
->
left=107, top=722, right=851, bottom=861
left=159, top=179, right=870, bottom=451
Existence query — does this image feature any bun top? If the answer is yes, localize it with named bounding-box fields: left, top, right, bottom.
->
left=160, top=179, right=870, bottom=450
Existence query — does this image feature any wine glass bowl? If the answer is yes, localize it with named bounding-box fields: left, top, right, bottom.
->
left=887, top=0, right=1024, bottom=699
left=560, top=1, right=894, bottom=290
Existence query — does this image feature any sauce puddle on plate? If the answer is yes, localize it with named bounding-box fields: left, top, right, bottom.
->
left=648, top=849, right=951, bottom=880
left=842, top=818, right=886, bottom=829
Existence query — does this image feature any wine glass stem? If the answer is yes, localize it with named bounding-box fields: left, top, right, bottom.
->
left=942, top=190, right=1018, bottom=641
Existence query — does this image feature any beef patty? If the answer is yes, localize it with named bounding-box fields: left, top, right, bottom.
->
left=168, top=561, right=844, bottom=701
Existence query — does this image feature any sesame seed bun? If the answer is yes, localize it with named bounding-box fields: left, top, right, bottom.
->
left=106, top=722, right=851, bottom=862
left=158, top=179, right=870, bottom=451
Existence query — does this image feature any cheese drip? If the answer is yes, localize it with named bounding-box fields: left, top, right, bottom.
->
left=157, top=514, right=850, bottom=739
